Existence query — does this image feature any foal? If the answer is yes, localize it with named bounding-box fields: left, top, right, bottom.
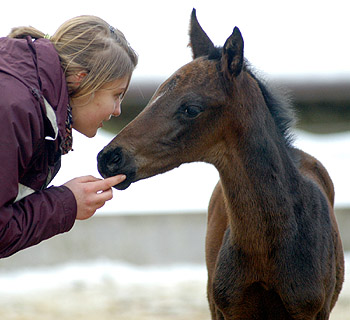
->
left=98, top=9, right=344, bottom=319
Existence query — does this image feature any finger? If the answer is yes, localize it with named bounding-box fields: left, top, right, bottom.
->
left=77, top=175, right=102, bottom=183
left=91, top=189, right=114, bottom=213
left=96, top=188, right=114, bottom=202
left=94, top=175, right=126, bottom=192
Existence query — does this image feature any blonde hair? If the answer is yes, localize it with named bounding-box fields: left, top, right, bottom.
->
left=8, top=15, right=138, bottom=99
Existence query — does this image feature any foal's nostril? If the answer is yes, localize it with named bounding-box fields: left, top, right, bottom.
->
left=97, top=147, right=125, bottom=177
left=110, top=153, right=122, bottom=165
left=97, top=146, right=136, bottom=189
left=106, top=153, right=122, bottom=172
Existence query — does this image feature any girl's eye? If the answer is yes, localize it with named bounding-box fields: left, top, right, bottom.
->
left=115, top=92, right=124, bottom=100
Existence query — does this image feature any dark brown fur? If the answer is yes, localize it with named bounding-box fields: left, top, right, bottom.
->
left=97, top=9, right=344, bottom=319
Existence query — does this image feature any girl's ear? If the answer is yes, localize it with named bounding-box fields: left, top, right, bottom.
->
left=67, top=71, right=88, bottom=87
left=76, top=71, right=88, bottom=82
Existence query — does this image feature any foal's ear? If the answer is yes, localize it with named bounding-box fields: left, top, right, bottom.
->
left=221, top=27, right=244, bottom=79
left=189, top=8, right=215, bottom=59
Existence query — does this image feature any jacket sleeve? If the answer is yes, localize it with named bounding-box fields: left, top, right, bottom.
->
left=0, top=83, right=77, bottom=258
left=0, top=186, right=77, bottom=258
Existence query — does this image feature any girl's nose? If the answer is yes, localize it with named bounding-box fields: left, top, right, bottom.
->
left=112, top=101, right=121, bottom=117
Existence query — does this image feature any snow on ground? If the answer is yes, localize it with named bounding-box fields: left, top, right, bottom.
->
left=0, top=253, right=349, bottom=320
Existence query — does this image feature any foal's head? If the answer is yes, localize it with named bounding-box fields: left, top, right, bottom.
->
left=97, top=9, right=294, bottom=190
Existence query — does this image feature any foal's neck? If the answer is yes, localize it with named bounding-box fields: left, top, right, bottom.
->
left=218, top=127, right=300, bottom=252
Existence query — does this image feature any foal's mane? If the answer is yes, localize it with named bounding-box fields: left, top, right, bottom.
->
left=249, top=69, right=296, bottom=148
left=208, top=46, right=296, bottom=148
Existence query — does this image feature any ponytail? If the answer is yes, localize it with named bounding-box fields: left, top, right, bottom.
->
left=8, top=26, right=46, bottom=39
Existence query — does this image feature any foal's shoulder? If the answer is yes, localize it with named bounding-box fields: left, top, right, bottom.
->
left=292, top=148, right=335, bottom=206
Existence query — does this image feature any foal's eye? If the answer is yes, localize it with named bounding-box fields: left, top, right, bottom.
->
left=183, top=105, right=203, bottom=118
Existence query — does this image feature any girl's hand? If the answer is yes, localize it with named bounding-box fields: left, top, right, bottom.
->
left=63, top=174, right=126, bottom=220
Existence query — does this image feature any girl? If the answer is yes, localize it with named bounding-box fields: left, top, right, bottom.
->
left=0, top=15, right=138, bottom=258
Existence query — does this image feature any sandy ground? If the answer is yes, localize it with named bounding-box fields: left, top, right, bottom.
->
left=0, top=259, right=349, bottom=320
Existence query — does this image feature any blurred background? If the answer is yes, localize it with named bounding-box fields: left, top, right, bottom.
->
left=0, top=0, right=349, bottom=319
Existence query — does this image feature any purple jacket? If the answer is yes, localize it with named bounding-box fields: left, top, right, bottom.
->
left=0, top=36, right=77, bottom=258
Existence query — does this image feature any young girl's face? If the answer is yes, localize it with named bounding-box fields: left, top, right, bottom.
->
left=71, top=76, right=129, bottom=138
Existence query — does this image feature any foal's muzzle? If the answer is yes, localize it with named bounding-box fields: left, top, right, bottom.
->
left=97, top=146, right=136, bottom=190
